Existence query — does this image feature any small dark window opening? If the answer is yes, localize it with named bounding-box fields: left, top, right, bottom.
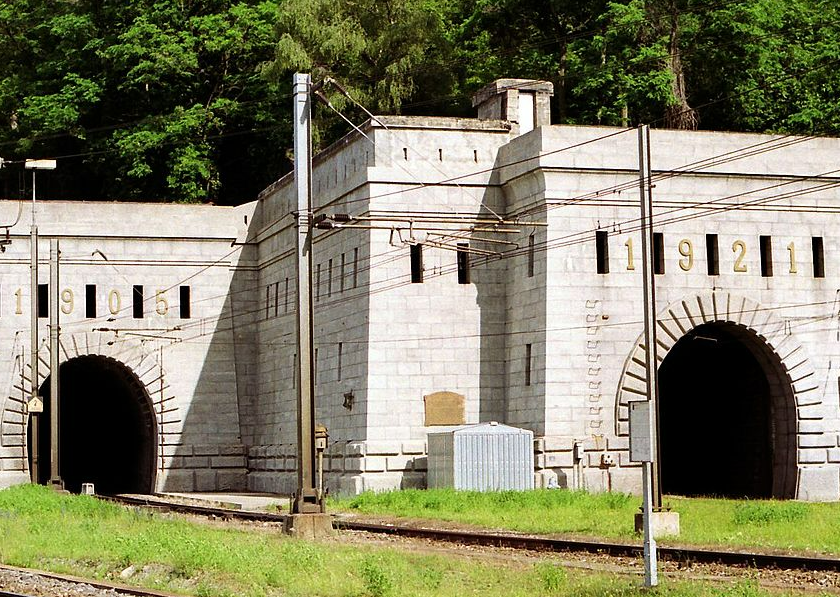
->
left=85, top=285, right=97, bottom=318
left=596, top=231, right=609, bottom=274
left=653, top=233, right=665, bottom=274
left=410, top=244, right=424, bottom=283
left=179, top=286, right=191, bottom=319
left=338, top=342, right=343, bottom=381
left=327, top=259, right=333, bottom=297
left=274, top=282, right=279, bottom=316
left=457, top=243, right=470, bottom=284
left=353, top=248, right=359, bottom=288
left=760, top=236, right=773, bottom=277
left=37, top=284, right=48, bottom=318
left=265, top=285, right=270, bottom=318
left=706, top=234, right=719, bottom=276
left=525, top=343, right=532, bottom=386
left=132, top=285, right=144, bottom=318
left=527, top=234, right=535, bottom=278
left=812, top=237, right=825, bottom=278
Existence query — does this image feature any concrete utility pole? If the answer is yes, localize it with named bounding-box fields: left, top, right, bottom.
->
left=48, top=239, right=63, bottom=489
left=638, top=124, right=659, bottom=587
left=29, top=202, right=40, bottom=483
left=25, top=159, right=56, bottom=483
left=291, top=72, right=320, bottom=515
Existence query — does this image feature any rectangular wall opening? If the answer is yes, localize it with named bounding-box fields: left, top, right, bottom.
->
left=525, top=343, right=532, bottom=386
left=410, top=244, right=424, bottom=283
left=132, top=285, right=144, bottom=318
left=596, top=230, right=609, bottom=274
left=457, top=243, right=470, bottom=284
left=706, top=234, right=719, bottom=275
left=37, top=284, right=47, bottom=318
left=353, top=248, right=359, bottom=288
left=760, top=235, right=773, bottom=277
left=653, top=233, right=664, bottom=274
left=179, top=286, right=191, bottom=319
left=85, top=284, right=97, bottom=318
left=812, top=237, right=825, bottom=278
left=327, top=258, right=333, bottom=297
left=527, top=233, right=535, bottom=277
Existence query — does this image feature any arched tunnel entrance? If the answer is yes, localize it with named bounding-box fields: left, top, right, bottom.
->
left=658, top=322, right=796, bottom=499
left=27, top=355, right=157, bottom=494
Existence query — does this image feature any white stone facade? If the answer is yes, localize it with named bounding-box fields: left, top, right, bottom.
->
left=3, top=79, right=840, bottom=500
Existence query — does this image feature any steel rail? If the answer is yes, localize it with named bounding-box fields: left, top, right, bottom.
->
left=102, top=494, right=840, bottom=573
left=0, top=562, right=183, bottom=597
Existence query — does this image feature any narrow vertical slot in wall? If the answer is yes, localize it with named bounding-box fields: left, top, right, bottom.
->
left=653, top=233, right=665, bottom=274
left=527, top=234, right=535, bottom=278
left=596, top=231, right=609, bottom=274
left=706, top=234, right=719, bottom=275
left=812, top=237, right=825, bottom=278
left=132, top=285, right=144, bottom=318
left=457, top=243, right=470, bottom=284
left=85, top=284, right=97, bottom=318
left=327, top=258, right=333, bottom=297
left=410, top=244, right=424, bottom=283
left=760, top=236, right=773, bottom=277
left=525, top=343, right=532, bottom=386
left=179, top=286, right=191, bottom=319
left=37, top=284, right=48, bottom=318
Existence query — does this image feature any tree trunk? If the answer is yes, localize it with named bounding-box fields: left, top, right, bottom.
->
left=663, top=1, right=698, bottom=130
left=557, top=39, right=567, bottom=124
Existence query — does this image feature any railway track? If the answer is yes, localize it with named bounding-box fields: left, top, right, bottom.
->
left=103, top=494, right=840, bottom=573
left=0, top=562, right=183, bottom=597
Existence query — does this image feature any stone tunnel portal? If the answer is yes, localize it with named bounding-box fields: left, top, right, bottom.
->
left=658, top=322, right=797, bottom=499
left=27, top=355, right=157, bottom=494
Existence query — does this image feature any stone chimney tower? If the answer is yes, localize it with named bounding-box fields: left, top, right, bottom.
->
left=472, top=79, right=554, bottom=134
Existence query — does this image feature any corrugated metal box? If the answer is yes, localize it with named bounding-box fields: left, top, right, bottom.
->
left=427, top=422, right=534, bottom=491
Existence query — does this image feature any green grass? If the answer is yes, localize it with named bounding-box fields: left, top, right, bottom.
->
left=0, top=484, right=822, bottom=597
left=331, top=488, right=840, bottom=553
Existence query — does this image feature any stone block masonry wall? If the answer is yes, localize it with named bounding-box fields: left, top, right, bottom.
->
left=248, top=440, right=427, bottom=495
left=157, top=444, right=247, bottom=492
left=533, top=435, right=641, bottom=494
left=0, top=200, right=253, bottom=492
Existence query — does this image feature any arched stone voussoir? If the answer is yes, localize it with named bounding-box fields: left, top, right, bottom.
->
left=614, top=291, right=816, bottom=438
left=1, top=331, right=170, bottom=473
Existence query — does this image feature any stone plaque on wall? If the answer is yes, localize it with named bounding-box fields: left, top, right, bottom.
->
left=424, top=391, right=465, bottom=426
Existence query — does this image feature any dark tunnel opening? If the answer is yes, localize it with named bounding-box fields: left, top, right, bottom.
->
left=658, top=322, right=791, bottom=499
left=27, top=355, right=156, bottom=494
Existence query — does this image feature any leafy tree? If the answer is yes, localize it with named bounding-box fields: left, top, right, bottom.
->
left=268, top=0, right=458, bottom=146
left=0, top=0, right=285, bottom=203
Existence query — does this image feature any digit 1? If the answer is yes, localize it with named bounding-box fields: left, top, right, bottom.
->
left=625, top=238, right=635, bottom=270
left=787, top=242, right=797, bottom=274
left=14, top=288, right=22, bottom=315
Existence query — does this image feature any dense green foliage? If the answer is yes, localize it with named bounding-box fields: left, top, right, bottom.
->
left=334, top=488, right=840, bottom=553
left=1, top=0, right=839, bottom=203
left=0, top=484, right=807, bottom=597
